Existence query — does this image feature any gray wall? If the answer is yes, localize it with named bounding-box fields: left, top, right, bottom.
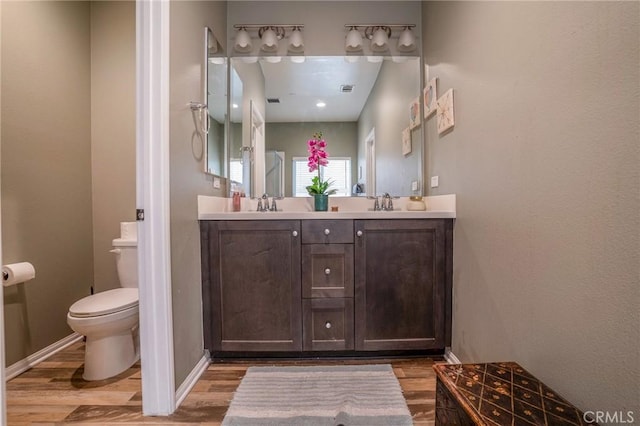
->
left=358, top=59, right=422, bottom=196
left=1, top=1, right=94, bottom=365
left=90, top=1, right=136, bottom=293
left=266, top=122, right=358, bottom=197
left=423, top=1, right=639, bottom=415
left=169, top=0, right=227, bottom=389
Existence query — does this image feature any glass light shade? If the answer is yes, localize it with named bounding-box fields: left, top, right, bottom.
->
left=260, top=28, right=279, bottom=52
left=288, top=28, right=304, bottom=53
left=345, top=28, right=363, bottom=52
left=397, top=27, right=416, bottom=52
left=208, top=30, right=218, bottom=54
left=370, top=27, right=389, bottom=52
left=234, top=28, right=252, bottom=53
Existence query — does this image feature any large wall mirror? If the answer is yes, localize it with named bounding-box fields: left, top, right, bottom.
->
left=228, top=56, right=422, bottom=198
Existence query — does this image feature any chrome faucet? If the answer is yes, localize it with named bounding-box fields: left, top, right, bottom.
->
left=255, top=194, right=283, bottom=212
left=256, top=194, right=270, bottom=212
left=381, top=193, right=395, bottom=211
left=368, top=196, right=381, bottom=211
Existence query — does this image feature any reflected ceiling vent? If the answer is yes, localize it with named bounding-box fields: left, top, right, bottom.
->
left=340, top=84, right=355, bottom=93
left=267, top=98, right=281, bottom=103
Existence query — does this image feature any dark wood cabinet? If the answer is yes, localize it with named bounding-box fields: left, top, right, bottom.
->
left=200, top=220, right=302, bottom=352
left=201, top=217, right=453, bottom=356
left=354, top=219, right=451, bottom=351
left=301, top=220, right=355, bottom=351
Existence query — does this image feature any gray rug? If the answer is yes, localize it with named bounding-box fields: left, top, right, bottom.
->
left=222, top=364, right=413, bottom=426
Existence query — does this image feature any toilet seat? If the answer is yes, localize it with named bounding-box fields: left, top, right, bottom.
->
left=69, top=288, right=138, bottom=318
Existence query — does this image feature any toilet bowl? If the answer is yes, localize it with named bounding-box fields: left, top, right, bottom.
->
left=67, top=222, right=139, bottom=381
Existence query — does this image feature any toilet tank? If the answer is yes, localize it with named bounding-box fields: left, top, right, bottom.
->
left=112, top=222, right=138, bottom=289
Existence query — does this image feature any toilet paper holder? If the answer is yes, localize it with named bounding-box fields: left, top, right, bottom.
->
left=2, top=262, right=36, bottom=287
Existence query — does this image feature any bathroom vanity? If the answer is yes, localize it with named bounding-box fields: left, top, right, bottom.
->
left=199, top=196, right=455, bottom=358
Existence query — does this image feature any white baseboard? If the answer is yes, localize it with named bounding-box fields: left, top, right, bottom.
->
left=175, top=353, right=210, bottom=408
left=6, top=333, right=83, bottom=381
left=444, top=347, right=461, bottom=364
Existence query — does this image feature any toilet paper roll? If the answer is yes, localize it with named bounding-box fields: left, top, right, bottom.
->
left=2, top=262, right=36, bottom=287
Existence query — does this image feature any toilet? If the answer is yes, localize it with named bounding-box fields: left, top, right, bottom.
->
left=67, top=222, right=139, bottom=381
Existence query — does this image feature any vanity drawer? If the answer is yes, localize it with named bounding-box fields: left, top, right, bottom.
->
left=301, top=220, right=354, bottom=244
left=302, top=244, right=354, bottom=298
left=303, top=298, right=354, bottom=351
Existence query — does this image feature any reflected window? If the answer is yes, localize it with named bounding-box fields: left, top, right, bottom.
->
left=229, top=159, right=243, bottom=187
left=292, top=157, right=351, bottom=197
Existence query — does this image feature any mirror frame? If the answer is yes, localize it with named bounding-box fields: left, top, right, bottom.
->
left=203, top=26, right=229, bottom=178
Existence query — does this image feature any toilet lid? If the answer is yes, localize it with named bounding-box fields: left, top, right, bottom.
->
left=69, top=288, right=139, bottom=317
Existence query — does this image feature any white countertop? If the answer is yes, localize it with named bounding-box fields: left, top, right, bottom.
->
left=198, top=194, right=456, bottom=220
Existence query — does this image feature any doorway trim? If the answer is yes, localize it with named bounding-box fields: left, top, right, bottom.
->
left=249, top=100, right=265, bottom=198
left=0, top=2, right=7, bottom=423
left=136, top=0, right=175, bottom=415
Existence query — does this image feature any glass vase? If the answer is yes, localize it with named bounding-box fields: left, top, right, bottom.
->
left=313, top=194, right=329, bottom=211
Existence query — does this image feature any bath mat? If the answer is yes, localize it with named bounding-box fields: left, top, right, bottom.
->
left=221, top=364, right=413, bottom=426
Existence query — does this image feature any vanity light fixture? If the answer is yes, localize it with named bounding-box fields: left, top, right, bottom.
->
left=288, top=26, right=304, bottom=53
left=345, top=26, right=363, bottom=52
left=344, top=24, right=417, bottom=53
left=233, top=24, right=304, bottom=54
left=259, top=26, right=283, bottom=52
left=397, top=26, right=416, bottom=52
left=368, top=26, right=391, bottom=52
left=234, top=27, right=252, bottom=53
left=207, top=28, right=219, bottom=54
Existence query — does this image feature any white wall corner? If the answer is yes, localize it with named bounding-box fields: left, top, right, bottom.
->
left=175, top=353, right=210, bottom=408
left=444, top=347, right=461, bottom=365
left=5, top=333, right=83, bottom=381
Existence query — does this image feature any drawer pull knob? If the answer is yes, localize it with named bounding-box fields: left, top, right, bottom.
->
left=325, top=322, right=332, bottom=329
left=356, top=230, right=363, bottom=237
left=292, top=230, right=298, bottom=237
left=324, top=268, right=331, bottom=275
left=324, top=228, right=331, bottom=235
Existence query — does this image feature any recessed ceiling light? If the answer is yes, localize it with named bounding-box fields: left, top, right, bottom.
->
left=316, top=101, right=326, bottom=108
left=232, top=103, right=239, bottom=109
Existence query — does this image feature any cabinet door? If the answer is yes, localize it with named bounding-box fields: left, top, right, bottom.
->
left=203, top=220, right=302, bottom=352
left=354, top=219, right=446, bottom=351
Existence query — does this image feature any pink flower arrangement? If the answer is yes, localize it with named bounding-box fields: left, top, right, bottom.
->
left=305, top=132, right=336, bottom=196
left=307, top=132, right=329, bottom=172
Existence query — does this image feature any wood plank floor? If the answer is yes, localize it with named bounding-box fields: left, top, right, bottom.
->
left=7, top=342, right=443, bottom=425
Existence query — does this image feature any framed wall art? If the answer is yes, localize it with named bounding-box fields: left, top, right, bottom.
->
left=436, top=88, right=455, bottom=134
left=409, top=97, right=421, bottom=129
left=402, top=127, right=411, bottom=155
left=424, top=77, right=437, bottom=118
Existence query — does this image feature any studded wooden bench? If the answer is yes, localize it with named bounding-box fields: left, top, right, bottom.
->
left=433, top=362, right=595, bottom=425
